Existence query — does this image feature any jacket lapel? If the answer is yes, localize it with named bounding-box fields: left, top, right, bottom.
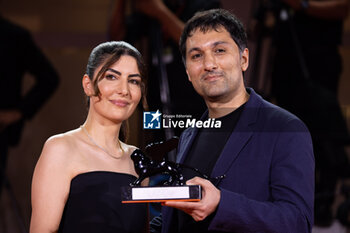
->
left=176, top=88, right=263, bottom=180
left=176, top=110, right=208, bottom=163
left=211, top=88, right=261, bottom=178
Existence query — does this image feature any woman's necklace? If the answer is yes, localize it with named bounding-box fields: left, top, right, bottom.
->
left=80, top=125, right=124, bottom=160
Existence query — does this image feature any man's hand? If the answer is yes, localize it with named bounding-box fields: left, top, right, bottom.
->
left=163, top=177, right=221, bottom=221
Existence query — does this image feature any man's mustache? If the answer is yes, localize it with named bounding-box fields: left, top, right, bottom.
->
left=201, top=71, right=224, bottom=80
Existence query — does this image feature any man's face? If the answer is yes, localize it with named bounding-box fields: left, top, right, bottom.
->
left=185, top=27, right=249, bottom=105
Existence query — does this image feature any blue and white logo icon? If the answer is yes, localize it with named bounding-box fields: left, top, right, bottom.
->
left=143, top=110, right=162, bottom=129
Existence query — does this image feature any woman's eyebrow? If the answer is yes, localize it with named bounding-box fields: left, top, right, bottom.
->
left=107, top=68, right=141, bottom=78
left=106, top=68, right=121, bottom=75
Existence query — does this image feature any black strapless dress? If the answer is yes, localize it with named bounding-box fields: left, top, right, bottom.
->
left=58, top=171, right=148, bottom=233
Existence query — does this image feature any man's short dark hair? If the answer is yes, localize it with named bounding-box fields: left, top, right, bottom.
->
left=179, top=8, right=247, bottom=64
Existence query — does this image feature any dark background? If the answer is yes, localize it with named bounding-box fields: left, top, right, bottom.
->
left=0, top=0, right=349, bottom=231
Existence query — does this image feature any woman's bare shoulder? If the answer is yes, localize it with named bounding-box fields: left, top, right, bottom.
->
left=40, top=128, right=82, bottom=164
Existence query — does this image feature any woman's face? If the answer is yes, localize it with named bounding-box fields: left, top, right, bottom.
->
left=90, top=55, right=142, bottom=123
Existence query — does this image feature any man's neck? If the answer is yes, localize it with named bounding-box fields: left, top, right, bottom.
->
left=207, top=90, right=249, bottom=118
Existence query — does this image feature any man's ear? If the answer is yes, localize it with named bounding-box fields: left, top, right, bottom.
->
left=186, top=70, right=192, bottom=82
left=241, top=48, right=249, bottom=72
left=82, top=74, right=94, bottom=96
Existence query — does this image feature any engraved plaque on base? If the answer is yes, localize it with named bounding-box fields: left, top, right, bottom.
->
left=121, top=185, right=201, bottom=203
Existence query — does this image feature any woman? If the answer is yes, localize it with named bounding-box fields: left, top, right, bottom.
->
left=30, top=41, right=148, bottom=233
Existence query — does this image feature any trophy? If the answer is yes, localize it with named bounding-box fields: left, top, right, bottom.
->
left=121, top=137, right=208, bottom=203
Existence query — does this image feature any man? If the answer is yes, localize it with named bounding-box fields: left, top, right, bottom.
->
left=152, top=8, right=314, bottom=233
left=0, top=15, right=59, bottom=195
